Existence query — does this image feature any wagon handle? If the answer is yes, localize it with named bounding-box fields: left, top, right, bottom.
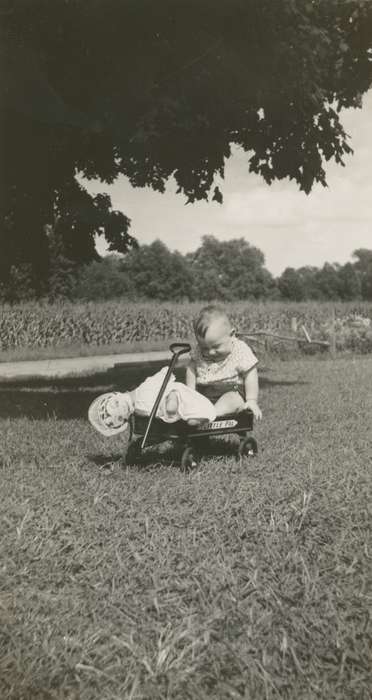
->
left=169, top=342, right=191, bottom=357
left=140, top=342, right=191, bottom=449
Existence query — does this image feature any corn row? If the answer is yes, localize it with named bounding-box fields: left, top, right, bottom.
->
left=0, top=301, right=371, bottom=352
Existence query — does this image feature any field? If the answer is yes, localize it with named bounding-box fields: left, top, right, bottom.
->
left=0, top=300, right=371, bottom=362
left=1, top=356, right=371, bottom=699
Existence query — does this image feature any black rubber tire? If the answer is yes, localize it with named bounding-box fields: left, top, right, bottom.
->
left=180, top=446, right=198, bottom=471
left=238, top=436, right=258, bottom=458
left=125, top=439, right=142, bottom=465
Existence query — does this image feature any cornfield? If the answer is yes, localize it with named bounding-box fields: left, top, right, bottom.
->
left=0, top=300, right=371, bottom=353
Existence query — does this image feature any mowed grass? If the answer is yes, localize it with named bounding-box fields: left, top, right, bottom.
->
left=1, top=358, right=371, bottom=699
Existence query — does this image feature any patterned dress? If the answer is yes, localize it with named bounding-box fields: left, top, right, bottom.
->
left=190, top=337, right=258, bottom=402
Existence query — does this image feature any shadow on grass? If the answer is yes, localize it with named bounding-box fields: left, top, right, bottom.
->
left=86, top=432, right=253, bottom=469
left=0, top=367, right=308, bottom=420
left=87, top=451, right=179, bottom=471
left=88, top=436, right=242, bottom=472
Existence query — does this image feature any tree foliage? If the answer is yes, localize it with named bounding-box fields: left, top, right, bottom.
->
left=1, top=232, right=371, bottom=303
left=278, top=267, right=309, bottom=302
left=352, top=249, right=372, bottom=300
left=337, top=262, right=362, bottom=300
left=187, top=236, right=276, bottom=300
left=1, top=0, right=372, bottom=277
left=121, top=240, right=194, bottom=301
left=73, top=255, right=134, bottom=301
left=278, top=252, right=371, bottom=302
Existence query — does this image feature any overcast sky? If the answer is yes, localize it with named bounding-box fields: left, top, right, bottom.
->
left=82, top=91, right=372, bottom=276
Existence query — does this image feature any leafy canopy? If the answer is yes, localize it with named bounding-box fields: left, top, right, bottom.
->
left=1, top=0, right=372, bottom=275
left=278, top=251, right=372, bottom=301
left=187, top=236, right=275, bottom=300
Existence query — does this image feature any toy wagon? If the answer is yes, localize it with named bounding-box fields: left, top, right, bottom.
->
left=124, top=343, right=258, bottom=470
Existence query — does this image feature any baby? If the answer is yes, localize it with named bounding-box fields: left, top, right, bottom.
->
left=186, top=305, right=262, bottom=420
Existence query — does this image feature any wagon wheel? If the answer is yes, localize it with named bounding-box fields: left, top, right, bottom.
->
left=238, top=436, right=258, bottom=459
left=180, top=446, right=198, bottom=471
left=124, top=438, right=142, bottom=466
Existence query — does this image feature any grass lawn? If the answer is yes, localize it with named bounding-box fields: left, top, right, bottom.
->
left=1, top=357, right=371, bottom=699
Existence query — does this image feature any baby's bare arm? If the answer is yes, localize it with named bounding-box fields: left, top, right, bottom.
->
left=244, top=366, right=259, bottom=401
left=244, top=367, right=262, bottom=420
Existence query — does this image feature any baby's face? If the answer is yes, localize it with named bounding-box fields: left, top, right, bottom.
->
left=107, top=394, right=132, bottom=425
left=196, top=319, right=233, bottom=361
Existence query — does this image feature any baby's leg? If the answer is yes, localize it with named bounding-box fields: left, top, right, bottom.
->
left=165, top=388, right=210, bottom=427
left=165, top=390, right=179, bottom=418
left=214, top=391, right=245, bottom=417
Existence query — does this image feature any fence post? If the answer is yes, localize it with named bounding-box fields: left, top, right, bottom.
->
left=301, top=325, right=312, bottom=343
left=291, top=316, right=297, bottom=334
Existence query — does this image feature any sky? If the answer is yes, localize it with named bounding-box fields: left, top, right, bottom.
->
left=82, top=91, right=372, bottom=277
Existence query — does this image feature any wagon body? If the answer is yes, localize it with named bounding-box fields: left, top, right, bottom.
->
left=126, top=409, right=257, bottom=469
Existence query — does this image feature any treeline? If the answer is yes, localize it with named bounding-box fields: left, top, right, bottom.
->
left=1, top=235, right=371, bottom=303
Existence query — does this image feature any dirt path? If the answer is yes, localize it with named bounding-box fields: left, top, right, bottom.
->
left=0, top=349, right=181, bottom=381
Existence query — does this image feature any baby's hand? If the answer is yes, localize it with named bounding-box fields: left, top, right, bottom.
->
left=244, top=399, right=262, bottom=421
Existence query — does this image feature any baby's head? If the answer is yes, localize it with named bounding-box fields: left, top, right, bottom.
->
left=193, top=305, right=234, bottom=361
left=88, top=392, right=134, bottom=436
